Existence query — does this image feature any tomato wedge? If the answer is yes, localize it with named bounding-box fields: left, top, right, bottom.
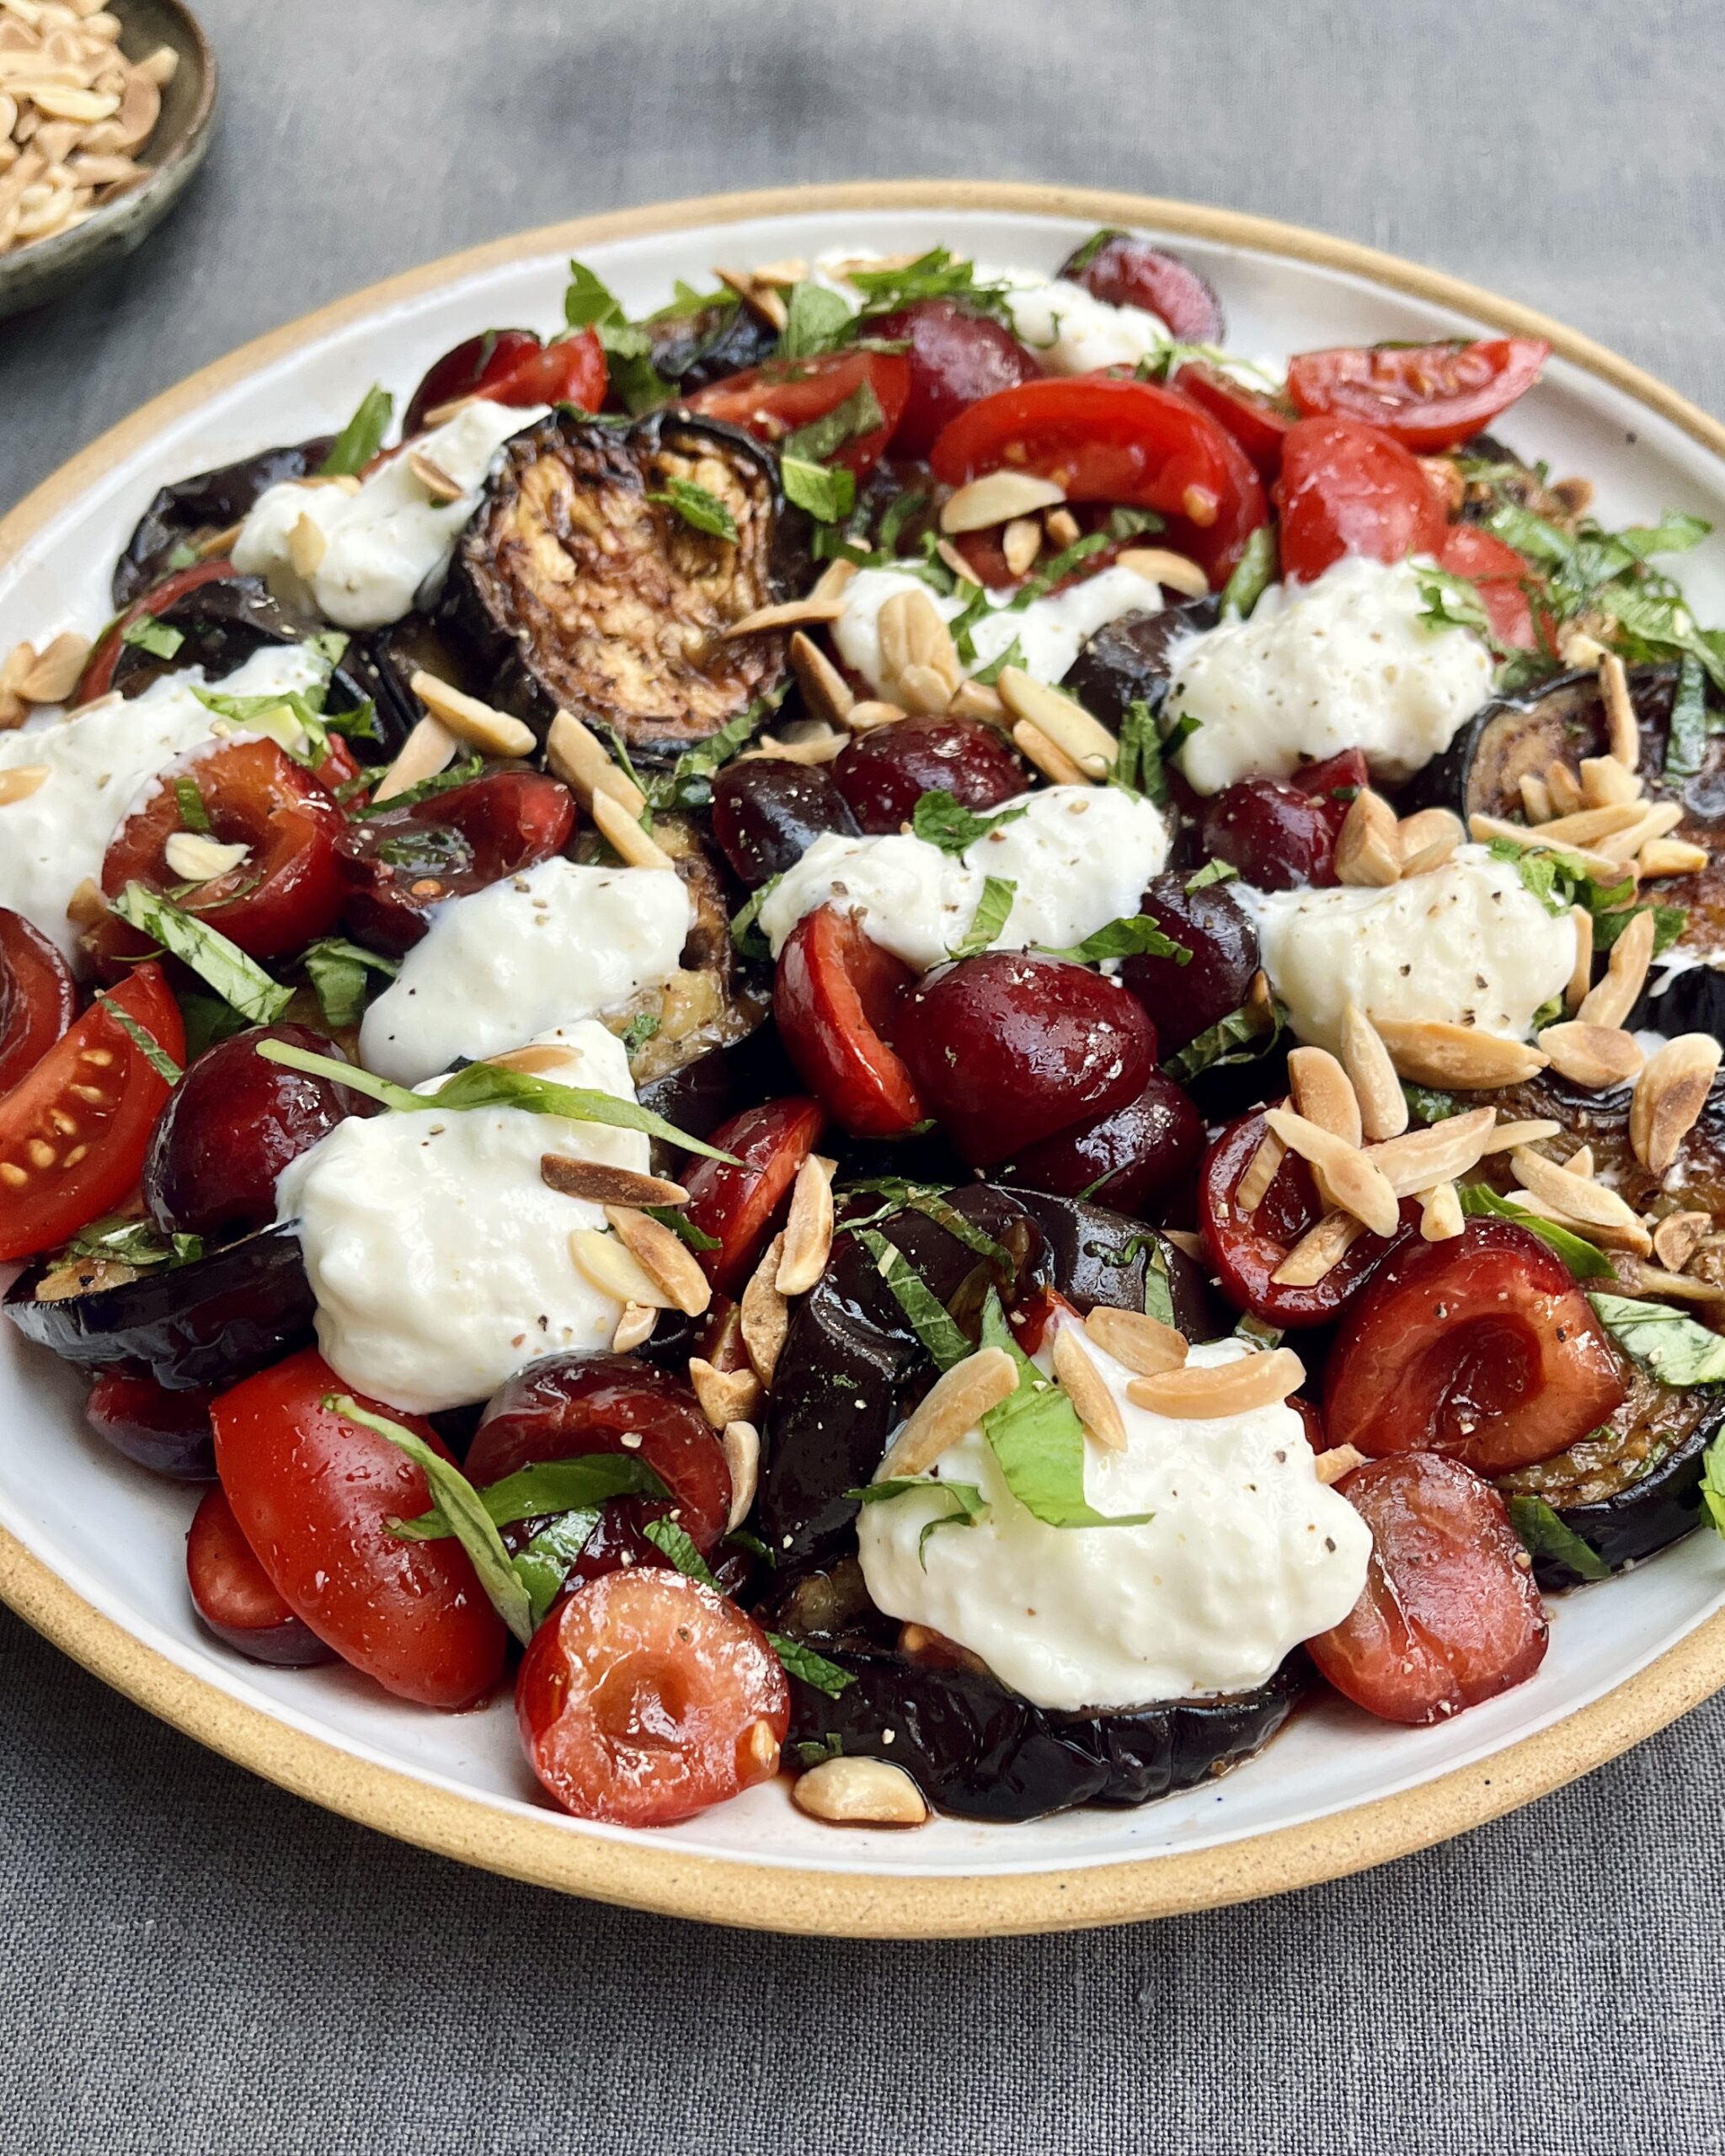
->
left=516, top=1567, right=788, bottom=1827
left=1306, top=1454, right=1549, bottom=1725
left=1437, top=522, right=1539, bottom=649
left=74, top=558, right=240, bottom=707
left=0, top=906, right=77, bottom=1094
left=1287, top=337, right=1551, bottom=454
left=0, top=963, right=182, bottom=1262
left=1171, top=360, right=1296, bottom=480
left=403, top=326, right=606, bottom=433
left=685, top=349, right=911, bottom=475
left=772, top=906, right=924, bottom=1139
left=1274, top=416, right=1448, bottom=584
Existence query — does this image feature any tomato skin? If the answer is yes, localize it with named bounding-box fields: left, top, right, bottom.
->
left=516, top=1568, right=788, bottom=1827
left=403, top=327, right=606, bottom=434
left=186, top=1485, right=335, bottom=1667
left=0, top=963, right=183, bottom=1262
left=1172, top=360, right=1296, bottom=480
left=1306, top=1454, right=1548, bottom=1725
left=685, top=349, right=911, bottom=475
left=74, top=559, right=240, bottom=706
left=0, top=907, right=77, bottom=1094
left=1437, top=523, right=1538, bottom=649
left=1322, top=1219, right=1627, bottom=1476
left=681, top=1095, right=829, bottom=1294
left=211, top=1348, right=508, bottom=1710
left=772, top=907, right=924, bottom=1139
left=1274, top=416, right=1448, bottom=584
left=1287, top=338, right=1551, bottom=454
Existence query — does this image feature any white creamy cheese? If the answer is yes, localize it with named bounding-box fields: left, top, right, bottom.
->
left=757, top=786, right=1170, bottom=972
left=233, top=398, right=539, bottom=631
left=833, top=563, right=1165, bottom=697
left=1167, top=555, right=1494, bottom=796
left=1245, top=844, right=1576, bottom=1055
left=0, top=640, right=332, bottom=963
left=857, top=1331, right=1371, bottom=1710
left=276, top=1021, right=646, bottom=1414
left=359, top=857, right=691, bottom=1086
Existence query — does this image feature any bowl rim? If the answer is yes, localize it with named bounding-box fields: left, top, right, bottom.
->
left=5, top=178, right=1725, bottom=1940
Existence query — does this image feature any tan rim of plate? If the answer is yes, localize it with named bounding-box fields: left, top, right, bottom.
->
left=5, top=182, right=1725, bottom=1940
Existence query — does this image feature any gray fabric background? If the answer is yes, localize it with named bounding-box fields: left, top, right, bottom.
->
left=3, top=2, right=1723, bottom=2148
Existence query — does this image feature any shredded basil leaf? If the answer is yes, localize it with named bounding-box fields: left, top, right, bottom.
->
left=644, top=1204, right=721, bottom=1252
left=1109, top=697, right=1167, bottom=805
left=644, top=687, right=783, bottom=813
left=301, top=937, right=398, bottom=1031
left=1184, top=858, right=1238, bottom=892
left=393, top=1454, right=667, bottom=1540
left=977, top=1289, right=1151, bottom=1530
left=350, top=753, right=485, bottom=817
left=1664, top=654, right=1711, bottom=782
left=854, top=1229, right=971, bottom=1371
left=1142, top=1242, right=1177, bottom=1327
left=649, top=477, right=738, bottom=542
left=910, top=790, right=1028, bottom=855
left=1220, top=524, right=1275, bottom=619
left=1588, top=1293, right=1725, bottom=1386
left=729, top=872, right=782, bottom=961
left=171, top=776, right=211, bottom=832
left=318, top=384, right=393, bottom=477
left=1160, top=994, right=1285, bottom=1084
left=1034, top=915, right=1188, bottom=965
left=112, top=883, right=292, bottom=1026
left=948, top=875, right=1017, bottom=960
left=65, top=1214, right=201, bottom=1269
left=1402, top=1080, right=1461, bottom=1125
left=93, top=990, right=183, bottom=1084
left=848, top=1476, right=991, bottom=1565
left=120, top=614, right=184, bottom=660
left=1701, top=1428, right=1725, bottom=1538
left=1506, top=1494, right=1611, bottom=1582
left=782, top=382, right=885, bottom=465
left=847, top=248, right=1014, bottom=323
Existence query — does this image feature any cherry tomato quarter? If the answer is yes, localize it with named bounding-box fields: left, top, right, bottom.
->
left=681, top=1094, right=830, bottom=1293
left=686, top=349, right=911, bottom=476
left=1274, top=416, right=1448, bottom=584
left=1287, top=338, right=1551, bottom=454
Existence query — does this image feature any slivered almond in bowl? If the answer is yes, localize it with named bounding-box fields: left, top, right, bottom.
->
left=18, top=193, right=1725, bottom=1919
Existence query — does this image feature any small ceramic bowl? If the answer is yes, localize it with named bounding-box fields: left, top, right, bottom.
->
left=0, top=0, right=216, bottom=323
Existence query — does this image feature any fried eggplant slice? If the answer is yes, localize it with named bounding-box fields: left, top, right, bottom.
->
left=441, top=410, right=803, bottom=755
left=113, top=438, right=334, bottom=607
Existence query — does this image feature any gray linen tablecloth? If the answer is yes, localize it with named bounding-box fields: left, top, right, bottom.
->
left=3, top=3, right=1723, bottom=2148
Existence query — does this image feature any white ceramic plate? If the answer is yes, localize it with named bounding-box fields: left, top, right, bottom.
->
left=5, top=184, right=1725, bottom=1938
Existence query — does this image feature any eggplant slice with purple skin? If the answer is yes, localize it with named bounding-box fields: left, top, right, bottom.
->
left=642, top=296, right=778, bottom=395
left=4, top=1224, right=315, bottom=1392
left=440, top=409, right=808, bottom=756
left=1061, top=594, right=1220, bottom=723
left=112, top=438, right=334, bottom=608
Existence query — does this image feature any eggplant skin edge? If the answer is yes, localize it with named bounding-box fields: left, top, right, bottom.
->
left=1518, top=1401, right=1724, bottom=1590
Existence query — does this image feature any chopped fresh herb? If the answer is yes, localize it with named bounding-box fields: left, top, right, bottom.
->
left=877, top=488, right=928, bottom=555
left=792, top=1734, right=844, bottom=1769
left=848, top=1475, right=990, bottom=1564
left=765, top=1631, right=855, bottom=1696
left=1506, top=1494, right=1611, bottom=1582
left=729, top=872, right=782, bottom=961
left=350, top=753, right=485, bottom=817
left=1034, top=915, right=1187, bottom=964
left=1414, top=564, right=1509, bottom=655
left=643, top=688, right=782, bottom=813
left=644, top=1204, right=722, bottom=1252
left=1592, top=901, right=1687, bottom=959
left=301, top=937, right=399, bottom=1030
left=1107, top=505, right=1166, bottom=542
left=1063, top=228, right=1124, bottom=275
left=318, top=384, right=393, bottom=478
left=910, top=790, right=1028, bottom=854
left=393, top=1453, right=667, bottom=1540
left=1235, top=1312, right=1285, bottom=1351
left=969, top=633, right=1025, bottom=688
left=65, top=1214, right=202, bottom=1269
left=1184, top=858, right=1238, bottom=892
left=854, top=1229, right=971, bottom=1371
left=1456, top=1185, right=1613, bottom=1279
left=642, top=1516, right=722, bottom=1589
left=782, top=382, right=886, bottom=465
left=1588, top=1293, right=1725, bottom=1387
left=193, top=684, right=341, bottom=769
left=902, top=1193, right=1013, bottom=1270
left=120, top=614, right=184, bottom=660
left=562, top=258, right=624, bottom=331
left=1220, top=524, right=1276, bottom=619
left=166, top=542, right=199, bottom=571
left=1011, top=530, right=1114, bottom=607
left=649, top=280, right=740, bottom=322
left=512, top=1510, right=602, bottom=1626
left=171, top=776, right=211, bottom=832
left=112, top=884, right=292, bottom=1026
left=1109, top=697, right=1167, bottom=805
left=1161, top=995, right=1286, bottom=1085
left=1486, top=833, right=1635, bottom=912
left=724, top=1524, right=774, bottom=1562
left=780, top=454, right=856, bottom=525
left=176, top=990, right=250, bottom=1060
left=648, top=477, right=738, bottom=542
left=1701, top=1428, right=1725, bottom=1538
left=778, top=281, right=853, bottom=360
left=846, top=248, right=1014, bottom=323
left=978, top=1289, right=1151, bottom=1529
left=562, top=259, right=672, bottom=414
left=1664, top=654, right=1711, bottom=782
left=1142, top=1241, right=1176, bottom=1327
left=1402, top=1081, right=1462, bottom=1125
left=619, top=1010, right=661, bottom=1058
left=948, top=875, right=1017, bottom=960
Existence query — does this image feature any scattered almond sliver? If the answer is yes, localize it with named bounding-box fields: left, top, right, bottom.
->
left=603, top=1205, right=712, bottom=1317
left=1081, top=1304, right=1188, bottom=1375
left=590, top=786, right=676, bottom=870
left=723, top=1420, right=761, bottom=1530
left=540, top=1155, right=687, bottom=1208
left=938, top=471, right=1065, bottom=534
left=1051, top=1326, right=1128, bottom=1452
left=371, top=714, right=457, bottom=803
left=689, top=1356, right=764, bottom=1434
left=740, top=1232, right=790, bottom=1387
left=1371, top=1017, right=1548, bottom=1090
left=546, top=707, right=646, bottom=817
left=409, top=670, right=536, bottom=759
left=776, top=1153, right=836, bottom=1296
left=611, top=1302, right=658, bottom=1353
left=1419, top=1182, right=1466, bottom=1241
left=1536, top=1021, right=1645, bottom=1091
left=1263, top=1107, right=1400, bottom=1238
left=1334, top=787, right=1401, bottom=887
left=724, top=595, right=846, bottom=638
left=879, top=1345, right=1020, bottom=1479
left=1510, top=1145, right=1653, bottom=1252
left=1365, top=1107, right=1498, bottom=1197
left=996, top=668, right=1117, bottom=776
left=1126, top=1347, right=1306, bottom=1422
left=1630, top=1033, right=1722, bottom=1174
left=1338, top=1004, right=1407, bottom=1141
left=1271, top=1211, right=1365, bottom=1286
left=1313, top=1444, right=1367, bottom=1487
left=1287, top=1047, right=1362, bottom=1146
left=569, top=1225, right=676, bottom=1309
left=1577, top=906, right=1655, bottom=1027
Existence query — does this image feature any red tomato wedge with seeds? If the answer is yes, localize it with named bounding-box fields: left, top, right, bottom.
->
left=1287, top=337, right=1551, bottom=454
left=686, top=349, right=911, bottom=476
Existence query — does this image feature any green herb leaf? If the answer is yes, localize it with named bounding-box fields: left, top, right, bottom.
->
left=1457, top=1185, right=1614, bottom=1279
left=877, top=488, right=928, bottom=555
left=112, top=884, right=292, bottom=1025
left=349, top=753, right=485, bottom=817
left=1109, top=697, right=1167, bottom=805
left=392, top=1453, right=667, bottom=1540
left=64, top=1214, right=200, bottom=1268
left=848, top=1476, right=990, bottom=1565
left=780, top=454, right=856, bottom=525
left=649, top=280, right=740, bottom=322
left=765, top=1631, right=856, bottom=1696
left=1011, top=530, right=1115, bottom=608
left=779, top=282, right=853, bottom=360
left=328, top=1393, right=535, bottom=1644
left=1402, top=1080, right=1461, bottom=1125
left=782, top=381, right=886, bottom=464
left=649, top=477, right=738, bottom=542
left=792, top=1733, right=844, bottom=1768
left=318, top=385, right=393, bottom=478
left=93, top=990, right=184, bottom=1084
left=1184, top=858, right=1238, bottom=892
left=563, top=258, right=624, bottom=330
left=1142, top=1241, right=1176, bottom=1327
left=978, top=1290, right=1152, bottom=1530
left=1701, top=1427, right=1725, bottom=1538
left=120, top=614, right=184, bottom=660
left=1161, top=994, right=1285, bottom=1084
left=1592, top=901, right=1687, bottom=959
left=595, top=319, right=671, bottom=416
left=642, top=688, right=784, bottom=814
left=901, top=1193, right=1013, bottom=1270
left=855, top=1229, right=971, bottom=1371
left=1107, top=505, right=1166, bottom=542
left=642, top=1515, right=721, bottom=1589
left=846, top=248, right=1013, bottom=323
left=969, top=633, right=1025, bottom=689
left=910, top=790, right=1028, bottom=855
left=1063, top=228, right=1124, bottom=275
left=1664, top=654, right=1710, bottom=781
left=1506, top=1493, right=1611, bottom=1581
left=171, top=776, right=211, bottom=832
left=1220, top=524, right=1276, bottom=619
left=948, top=875, right=1017, bottom=960
left=512, top=1510, right=602, bottom=1626
left=1034, top=915, right=1188, bottom=965
left=1588, top=1293, right=1725, bottom=1386
left=729, top=872, right=782, bottom=961
left=644, top=1204, right=722, bottom=1251
left=301, top=937, right=399, bottom=1031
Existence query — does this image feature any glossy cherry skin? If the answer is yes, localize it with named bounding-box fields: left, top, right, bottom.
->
left=681, top=1095, right=829, bottom=1294
left=998, top=1073, right=1202, bottom=1214
left=710, top=757, right=858, bottom=889
left=86, top=1365, right=217, bottom=1481
left=143, top=1023, right=365, bottom=1242
left=469, top=1353, right=731, bottom=1580
left=1322, top=1219, right=1628, bottom=1476
left=335, top=768, right=576, bottom=954
left=516, top=1568, right=788, bottom=1828
left=831, top=717, right=1028, bottom=835
left=1118, top=872, right=1260, bottom=1057
left=1306, top=1454, right=1548, bottom=1725
left=186, top=1484, right=335, bottom=1667
left=772, top=908, right=924, bottom=1139
left=1199, top=779, right=1339, bottom=890
left=1060, top=233, right=1226, bottom=344
left=895, top=952, right=1156, bottom=1166
left=868, top=298, right=1043, bottom=459
left=0, top=907, right=76, bottom=1095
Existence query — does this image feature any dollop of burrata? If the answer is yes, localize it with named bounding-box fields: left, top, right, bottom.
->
left=1167, top=555, right=1493, bottom=796
left=857, top=1331, right=1371, bottom=1711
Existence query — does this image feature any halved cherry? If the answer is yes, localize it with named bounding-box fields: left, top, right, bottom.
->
left=85, top=738, right=345, bottom=971
left=1199, top=1105, right=1418, bottom=1329
left=772, top=907, right=923, bottom=1140
left=0, top=907, right=76, bottom=1095
left=710, top=758, right=858, bottom=889
left=831, top=716, right=1028, bottom=835
left=999, top=1074, right=1201, bottom=1216
left=1274, top=415, right=1448, bottom=584
left=402, top=325, right=607, bottom=434
left=186, top=1484, right=334, bottom=1667
left=895, top=950, right=1155, bottom=1166
left=1306, top=1453, right=1549, bottom=1725
left=681, top=1094, right=829, bottom=1294
left=1322, top=1219, right=1627, bottom=1476
left=1006, top=1285, right=1083, bottom=1359
left=1060, top=233, right=1226, bottom=344
left=516, top=1567, right=788, bottom=1827
left=1116, top=871, right=1258, bottom=1056
left=335, top=768, right=576, bottom=955
left=0, top=963, right=184, bottom=1263
left=1195, top=749, right=1368, bottom=891
left=87, top=1365, right=217, bottom=1481
left=866, top=297, right=1043, bottom=459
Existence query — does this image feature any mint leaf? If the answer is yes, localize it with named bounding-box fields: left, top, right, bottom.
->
left=94, top=991, right=183, bottom=1085
left=948, top=875, right=1017, bottom=961
left=1034, top=915, right=1188, bottom=965
left=780, top=454, right=856, bottom=525
left=172, top=776, right=211, bottom=832
left=1588, top=1293, right=1725, bottom=1386
left=563, top=258, right=625, bottom=331
left=1506, top=1493, right=1611, bottom=1581
left=1184, top=858, right=1238, bottom=891
left=120, top=614, right=184, bottom=660
left=781, top=381, right=885, bottom=464
left=779, top=282, right=852, bottom=360
left=854, top=1229, right=971, bottom=1371
left=1109, top=697, right=1167, bottom=804
left=112, top=883, right=292, bottom=1026
left=392, top=1454, right=666, bottom=1540
left=766, top=1632, right=855, bottom=1696
left=302, top=937, right=398, bottom=1031
left=318, top=384, right=393, bottom=477
left=977, top=1290, right=1151, bottom=1529
left=350, top=753, right=485, bottom=817
left=642, top=1515, right=721, bottom=1589
left=649, top=477, right=738, bottom=542
left=910, top=790, right=1028, bottom=854
left=848, top=1476, right=990, bottom=1566
left=1161, top=994, right=1285, bottom=1084
left=1664, top=654, right=1710, bottom=781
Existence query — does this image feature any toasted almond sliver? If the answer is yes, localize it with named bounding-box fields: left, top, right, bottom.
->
left=1263, top=1107, right=1399, bottom=1237
left=742, top=728, right=846, bottom=767
left=883, top=586, right=962, bottom=695
left=1478, top=1118, right=1562, bottom=1155
left=897, top=661, right=954, bottom=716
left=1563, top=1143, right=1595, bottom=1177
left=722, top=1420, right=761, bottom=1530
left=724, top=596, right=845, bottom=638
left=740, top=1233, right=789, bottom=1387
left=938, top=471, right=1066, bottom=533
left=1419, top=1182, right=1466, bottom=1241
left=688, top=1356, right=764, bottom=1436
left=590, top=787, right=675, bottom=870
left=996, top=667, right=1116, bottom=774
left=407, top=449, right=466, bottom=504
left=409, top=670, right=535, bottom=758
left=1313, top=1444, right=1367, bottom=1487
left=1114, top=547, right=1210, bottom=599
left=1598, top=801, right=1685, bottom=864
left=540, top=1155, right=687, bottom=1208
left=1010, top=717, right=1089, bottom=787
left=713, top=265, right=788, bottom=330
left=371, top=715, right=457, bottom=803
left=1579, top=754, right=1642, bottom=809
left=569, top=1225, right=676, bottom=1309
left=1334, top=787, right=1402, bottom=887
left=1544, top=759, right=1586, bottom=818
left=1519, top=801, right=1646, bottom=849
left=0, top=762, right=50, bottom=805
left=611, top=1301, right=658, bottom=1353
left=1001, top=517, right=1042, bottom=578
left=1599, top=650, right=1639, bottom=768
left=604, top=1206, right=712, bottom=1317
left=1338, top=1003, right=1407, bottom=1141
left=18, top=629, right=88, bottom=703
left=793, top=1755, right=927, bottom=1827
left=1271, top=1211, right=1366, bottom=1286
left=843, top=699, right=905, bottom=734
left=287, top=510, right=327, bottom=579
left=1372, top=1017, right=1548, bottom=1090
left=1287, top=1046, right=1362, bottom=1146
left=777, top=1152, right=835, bottom=1296
left=809, top=558, right=858, bottom=606
left=1639, top=837, right=1711, bottom=878
left=937, top=536, right=983, bottom=585
left=788, top=630, right=854, bottom=726
left=1234, top=1129, right=1285, bottom=1214
left=1081, top=1304, right=1188, bottom=1375
left=1566, top=905, right=1594, bottom=1011
left=1467, top=813, right=1626, bottom=885
left=1365, top=1107, right=1497, bottom=1197
left=1630, top=1033, right=1722, bottom=1174
left=26, top=81, right=114, bottom=120
left=1045, top=506, right=1082, bottom=549
left=1537, top=1021, right=1644, bottom=1091
left=1127, top=1347, right=1306, bottom=1422
left=421, top=393, right=479, bottom=428
left=545, top=708, right=645, bottom=817
left=1652, top=1211, right=1711, bottom=1273
left=1519, top=771, right=1554, bottom=826
left=1511, top=1146, right=1653, bottom=1246
left=0, top=638, right=35, bottom=696
left=1397, top=806, right=1464, bottom=877
left=950, top=679, right=1006, bottom=724
left=1051, top=1326, right=1128, bottom=1451
left=1578, top=906, right=1655, bottom=1027
left=486, top=1043, right=575, bottom=1075
left=162, top=830, right=249, bottom=883
left=879, top=1346, right=1021, bottom=1479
